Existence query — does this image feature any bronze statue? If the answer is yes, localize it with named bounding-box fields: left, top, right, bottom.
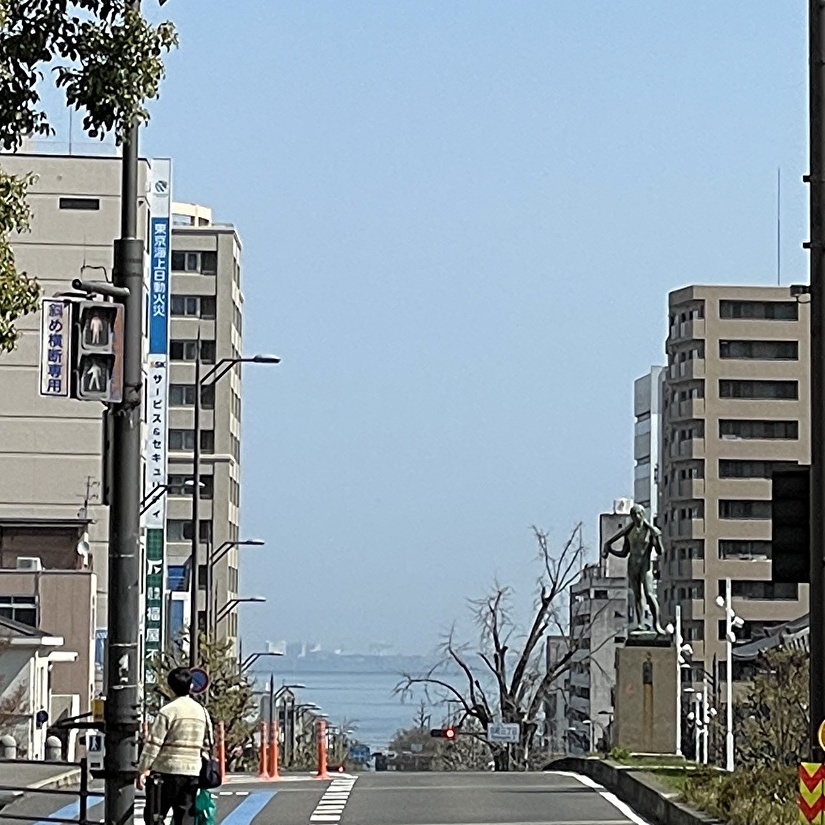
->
left=602, top=503, right=665, bottom=635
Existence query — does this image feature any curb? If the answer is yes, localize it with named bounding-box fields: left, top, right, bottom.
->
left=28, top=769, right=82, bottom=791
left=547, top=757, right=723, bottom=825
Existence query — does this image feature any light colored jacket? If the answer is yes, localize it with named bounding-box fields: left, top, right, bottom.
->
left=138, top=696, right=212, bottom=776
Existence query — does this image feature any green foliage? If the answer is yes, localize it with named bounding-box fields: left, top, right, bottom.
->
left=0, top=1, right=177, bottom=352
left=609, top=746, right=631, bottom=762
left=0, top=169, right=40, bottom=353
left=0, top=1, right=177, bottom=150
left=389, top=718, right=492, bottom=772
left=735, top=648, right=808, bottom=769
left=682, top=766, right=796, bottom=825
left=145, top=633, right=257, bottom=767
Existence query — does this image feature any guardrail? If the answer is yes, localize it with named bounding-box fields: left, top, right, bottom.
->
left=0, top=758, right=92, bottom=825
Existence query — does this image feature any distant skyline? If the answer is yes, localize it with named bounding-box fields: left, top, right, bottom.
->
left=40, top=2, right=809, bottom=654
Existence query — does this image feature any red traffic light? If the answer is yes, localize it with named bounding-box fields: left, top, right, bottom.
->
left=430, top=727, right=457, bottom=739
left=445, top=727, right=456, bottom=740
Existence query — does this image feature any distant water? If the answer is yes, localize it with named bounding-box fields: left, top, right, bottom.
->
left=251, top=657, right=446, bottom=750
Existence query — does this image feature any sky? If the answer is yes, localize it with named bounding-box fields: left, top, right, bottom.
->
left=80, top=1, right=809, bottom=654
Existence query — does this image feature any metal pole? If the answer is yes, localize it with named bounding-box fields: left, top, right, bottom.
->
left=725, top=577, right=734, bottom=772
left=189, top=330, right=202, bottom=667
left=809, top=0, right=825, bottom=763
left=104, top=34, right=143, bottom=824
left=693, top=697, right=700, bottom=764
left=675, top=604, right=682, bottom=757
left=701, top=685, right=709, bottom=765
left=205, top=533, right=212, bottom=641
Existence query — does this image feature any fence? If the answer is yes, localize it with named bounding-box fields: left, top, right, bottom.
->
left=0, top=758, right=92, bottom=825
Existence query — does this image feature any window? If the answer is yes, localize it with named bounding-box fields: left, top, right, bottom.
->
left=168, top=429, right=196, bottom=451
left=719, top=420, right=798, bottom=440
left=198, top=565, right=208, bottom=589
left=167, top=475, right=213, bottom=499
left=723, top=580, right=798, bottom=600
left=170, top=296, right=217, bottom=319
left=720, top=300, right=798, bottom=320
left=675, top=582, right=704, bottom=600
left=719, top=459, right=795, bottom=479
left=170, top=384, right=197, bottom=406
left=59, top=197, right=100, bottom=210
left=677, top=544, right=704, bottom=560
left=719, top=500, right=772, bottom=519
left=170, top=339, right=216, bottom=363
left=682, top=620, right=704, bottom=642
left=167, top=565, right=187, bottom=592
left=718, top=540, right=772, bottom=560
left=592, top=589, right=609, bottom=600
left=0, top=595, right=36, bottom=627
left=171, top=251, right=217, bottom=274
left=719, top=340, right=798, bottom=360
left=719, top=380, right=798, bottom=400
left=200, top=430, right=215, bottom=453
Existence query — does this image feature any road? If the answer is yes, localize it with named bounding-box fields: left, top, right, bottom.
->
left=0, top=771, right=653, bottom=825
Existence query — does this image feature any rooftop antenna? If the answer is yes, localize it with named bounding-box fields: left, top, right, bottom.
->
left=777, top=166, right=781, bottom=286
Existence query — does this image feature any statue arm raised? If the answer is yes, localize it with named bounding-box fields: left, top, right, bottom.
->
left=602, top=525, right=631, bottom=558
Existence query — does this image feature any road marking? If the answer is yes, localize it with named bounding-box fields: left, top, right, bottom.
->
left=220, top=791, right=277, bottom=825
left=309, top=778, right=357, bottom=823
left=552, top=771, right=654, bottom=825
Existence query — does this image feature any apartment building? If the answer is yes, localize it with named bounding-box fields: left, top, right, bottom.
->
left=0, top=151, right=246, bottom=658
left=633, top=367, right=665, bottom=519
left=164, top=202, right=245, bottom=645
left=659, top=285, right=810, bottom=684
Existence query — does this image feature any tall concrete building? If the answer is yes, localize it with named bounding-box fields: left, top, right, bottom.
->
left=659, top=285, right=810, bottom=685
left=633, top=367, right=665, bottom=519
left=165, top=201, right=245, bottom=645
left=0, top=152, right=246, bottom=669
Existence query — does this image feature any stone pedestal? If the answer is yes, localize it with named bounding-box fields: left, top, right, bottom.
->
left=614, top=634, right=676, bottom=754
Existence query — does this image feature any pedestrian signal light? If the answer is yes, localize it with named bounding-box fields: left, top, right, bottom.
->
left=72, top=301, right=124, bottom=402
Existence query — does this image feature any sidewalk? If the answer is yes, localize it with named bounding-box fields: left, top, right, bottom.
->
left=0, top=761, right=81, bottom=808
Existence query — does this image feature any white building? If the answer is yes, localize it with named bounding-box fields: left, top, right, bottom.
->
left=633, top=367, right=665, bottom=520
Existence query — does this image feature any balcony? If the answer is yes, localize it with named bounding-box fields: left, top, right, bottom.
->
left=669, top=398, right=706, bottom=423
left=667, top=318, right=706, bottom=345
left=678, top=437, right=705, bottom=459
left=669, top=360, right=705, bottom=383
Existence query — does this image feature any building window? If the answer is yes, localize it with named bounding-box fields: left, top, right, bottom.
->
left=169, top=429, right=196, bottom=451
left=0, top=595, right=36, bottom=627
left=683, top=620, right=704, bottom=642
left=719, top=380, right=798, bottom=400
left=676, top=583, right=704, bottom=600
left=677, top=544, right=704, bottom=560
left=167, top=565, right=187, bottom=592
left=719, top=499, right=772, bottom=520
left=167, top=475, right=214, bottom=499
left=718, top=459, right=795, bottom=479
left=719, top=420, right=798, bottom=440
left=169, top=384, right=197, bottom=406
left=722, top=579, right=798, bottom=600
left=719, top=340, right=798, bottom=360
left=59, top=197, right=100, bottom=210
left=170, top=339, right=216, bottom=364
left=171, top=251, right=217, bottom=275
left=200, top=430, right=215, bottom=453
left=170, top=296, right=217, bottom=319
left=720, top=300, right=798, bottom=320
left=718, top=540, right=772, bottom=560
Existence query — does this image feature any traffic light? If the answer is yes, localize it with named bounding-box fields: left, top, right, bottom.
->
left=71, top=301, right=124, bottom=402
left=771, top=465, right=810, bottom=584
left=430, top=727, right=456, bottom=739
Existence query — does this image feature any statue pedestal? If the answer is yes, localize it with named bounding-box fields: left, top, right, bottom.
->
left=613, top=634, right=677, bottom=754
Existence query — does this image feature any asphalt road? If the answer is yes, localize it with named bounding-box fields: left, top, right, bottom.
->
left=0, top=771, right=653, bottom=825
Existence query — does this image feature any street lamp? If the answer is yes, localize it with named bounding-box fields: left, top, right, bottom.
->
left=206, top=539, right=265, bottom=636
left=240, top=651, right=283, bottom=674
left=189, top=348, right=280, bottom=667
left=216, top=596, right=265, bottom=623
left=716, top=578, right=744, bottom=772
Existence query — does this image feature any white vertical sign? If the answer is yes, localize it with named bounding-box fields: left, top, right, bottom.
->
left=39, top=299, right=71, bottom=397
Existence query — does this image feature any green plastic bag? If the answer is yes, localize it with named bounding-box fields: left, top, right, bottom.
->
left=194, top=789, right=216, bottom=825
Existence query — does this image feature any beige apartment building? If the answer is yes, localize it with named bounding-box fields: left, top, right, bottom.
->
left=0, top=151, right=245, bottom=663
left=659, top=285, right=810, bottom=684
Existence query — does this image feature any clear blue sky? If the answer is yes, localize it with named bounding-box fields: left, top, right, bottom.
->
left=129, top=1, right=808, bottom=653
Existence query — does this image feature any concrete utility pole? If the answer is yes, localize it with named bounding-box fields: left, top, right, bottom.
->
left=104, top=1, right=144, bottom=820
left=808, top=0, right=825, bottom=762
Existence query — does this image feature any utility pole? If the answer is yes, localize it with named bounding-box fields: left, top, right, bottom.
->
left=807, top=0, right=825, bottom=763
left=104, top=1, right=143, bottom=820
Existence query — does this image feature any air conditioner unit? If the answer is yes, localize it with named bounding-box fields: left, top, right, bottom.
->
left=16, top=557, right=42, bottom=571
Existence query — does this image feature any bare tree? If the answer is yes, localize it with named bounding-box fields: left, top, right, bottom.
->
left=396, top=524, right=594, bottom=771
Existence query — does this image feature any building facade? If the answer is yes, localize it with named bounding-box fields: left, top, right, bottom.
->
left=0, top=153, right=246, bottom=660
left=165, top=202, right=245, bottom=645
left=659, top=285, right=810, bottom=684
left=633, top=367, right=665, bottom=520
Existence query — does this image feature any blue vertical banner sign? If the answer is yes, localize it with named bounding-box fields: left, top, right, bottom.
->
left=38, top=299, right=71, bottom=397
left=143, top=158, right=172, bottom=687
